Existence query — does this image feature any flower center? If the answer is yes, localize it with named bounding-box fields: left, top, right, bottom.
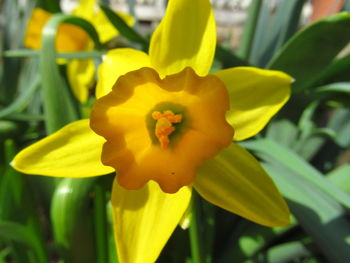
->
left=151, top=110, right=183, bottom=149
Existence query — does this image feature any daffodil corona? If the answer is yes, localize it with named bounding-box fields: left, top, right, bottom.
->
left=13, top=0, right=293, bottom=262
left=90, top=67, right=234, bottom=193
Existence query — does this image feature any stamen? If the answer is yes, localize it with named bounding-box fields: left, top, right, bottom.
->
left=152, top=110, right=182, bottom=149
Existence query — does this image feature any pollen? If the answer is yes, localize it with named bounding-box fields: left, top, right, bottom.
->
left=152, top=110, right=182, bottom=149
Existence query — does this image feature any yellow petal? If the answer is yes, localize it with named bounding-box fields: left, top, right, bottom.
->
left=215, top=67, right=292, bottom=141
left=12, top=119, right=113, bottom=177
left=72, top=0, right=135, bottom=43
left=194, top=143, right=290, bottom=226
left=71, top=0, right=95, bottom=18
left=93, top=9, right=134, bottom=43
left=96, top=48, right=151, bottom=98
left=24, top=8, right=51, bottom=50
left=112, top=179, right=192, bottom=263
left=67, top=59, right=95, bottom=103
left=149, top=0, right=216, bottom=77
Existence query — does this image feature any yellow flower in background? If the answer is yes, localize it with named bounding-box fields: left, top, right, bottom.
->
left=24, top=0, right=134, bottom=103
left=71, top=0, right=134, bottom=44
left=66, top=0, right=134, bottom=103
left=14, top=0, right=292, bottom=262
left=25, top=7, right=89, bottom=52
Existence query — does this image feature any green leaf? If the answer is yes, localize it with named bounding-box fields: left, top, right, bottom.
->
left=310, top=53, right=350, bottom=88
left=260, top=241, right=312, bottom=263
left=0, top=75, right=40, bottom=118
left=266, top=119, right=299, bottom=147
left=0, top=221, right=35, bottom=246
left=93, top=183, right=109, bottom=263
left=314, top=82, right=350, bottom=95
left=0, top=221, right=48, bottom=263
left=327, top=108, right=350, bottom=147
left=99, top=2, right=149, bottom=49
left=220, top=218, right=296, bottom=262
left=4, top=49, right=105, bottom=59
left=0, top=140, right=49, bottom=263
left=242, top=139, right=350, bottom=210
left=262, top=162, right=350, bottom=263
left=39, top=14, right=101, bottom=133
left=51, top=177, right=98, bottom=263
left=268, top=13, right=350, bottom=93
left=236, top=0, right=262, bottom=60
left=250, top=0, right=305, bottom=67
left=327, top=164, right=350, bottom=194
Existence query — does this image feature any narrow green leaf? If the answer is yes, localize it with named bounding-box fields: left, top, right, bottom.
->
left=4, top=113, right=44, bottom=121
left=0, top=140, right=49, bottom=263
left=250, top=0, right=305, bottom=67
left=268, top=13, right=350, bottom=93
left=309, top=53, right=350, bottom=88
left=99, top=2, right=149, bottom=49
left=314, top=82, right=350, bottom=95
left=0, top=221, right=35, bottom=247
left=51, top=177, right=97, bottom=263
left=242, top=139, right=350, bottom=210
left=220, top=218, right=296, bottom=262
left=4, top=50, right=105, bottom=59
left=261, top=241, right=312, bottom=263
left=327, top=108, right=350, bottom=147
left=189, top=192, right=204, bottom=263
left=248, top=2, right=270, bottom=66
left=0, top=221, right=47, bottom=263
left=236, top=0, right=262, bottom=60
left=93, top=183, right=109, bottom=263
left=327, top=164, right=350, bottom=194
left=266, top=119, right=299, bottom=147
left=0, top=75, right=40, bottom=118
left=0, top=121, right=20, bottom=139
left=262, top=162, right=350, bottom=263
left=40, top=14, right=102, bottom=133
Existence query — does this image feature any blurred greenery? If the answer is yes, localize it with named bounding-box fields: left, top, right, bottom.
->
left=1, top=0, right=350, bottom=262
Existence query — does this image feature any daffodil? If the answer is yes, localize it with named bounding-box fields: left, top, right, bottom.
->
left=14, top=0, right=292, bottom=262
left=24, top=0, right=134, bottom=103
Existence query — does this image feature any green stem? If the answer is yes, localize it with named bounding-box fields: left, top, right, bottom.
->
left=189, top=192, right=204, bottom=263
left=236, top=0, right=262, bottom=60
left=203, top=203, right=215, bottom=263
left=94, top=182, right=109, bottom=263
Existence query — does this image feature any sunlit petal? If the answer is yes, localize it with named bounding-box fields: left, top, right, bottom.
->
left=112, top=179, right=192, bottom=263
left=96, top=48, right=151, bottom=98
left=12, top=119, right=113, bottom=177
left=149, top=0, right=216, bottom=77
left=67, top=59, right=95, bottom=103
left=194, top=143, right=290, bottom=226
left=215, top=67, right=292, bottom=141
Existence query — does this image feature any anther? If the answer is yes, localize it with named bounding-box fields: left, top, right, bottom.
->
left=152, top=110, right=182, bottom=149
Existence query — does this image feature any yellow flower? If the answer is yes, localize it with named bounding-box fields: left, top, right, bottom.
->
left=24, top=7, right=89, bottom=52
left=24, top=1, right=134, bottom=103
left=14, top=0, right=292, bottom=262
left=91, top=66, right=234, bottom=193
